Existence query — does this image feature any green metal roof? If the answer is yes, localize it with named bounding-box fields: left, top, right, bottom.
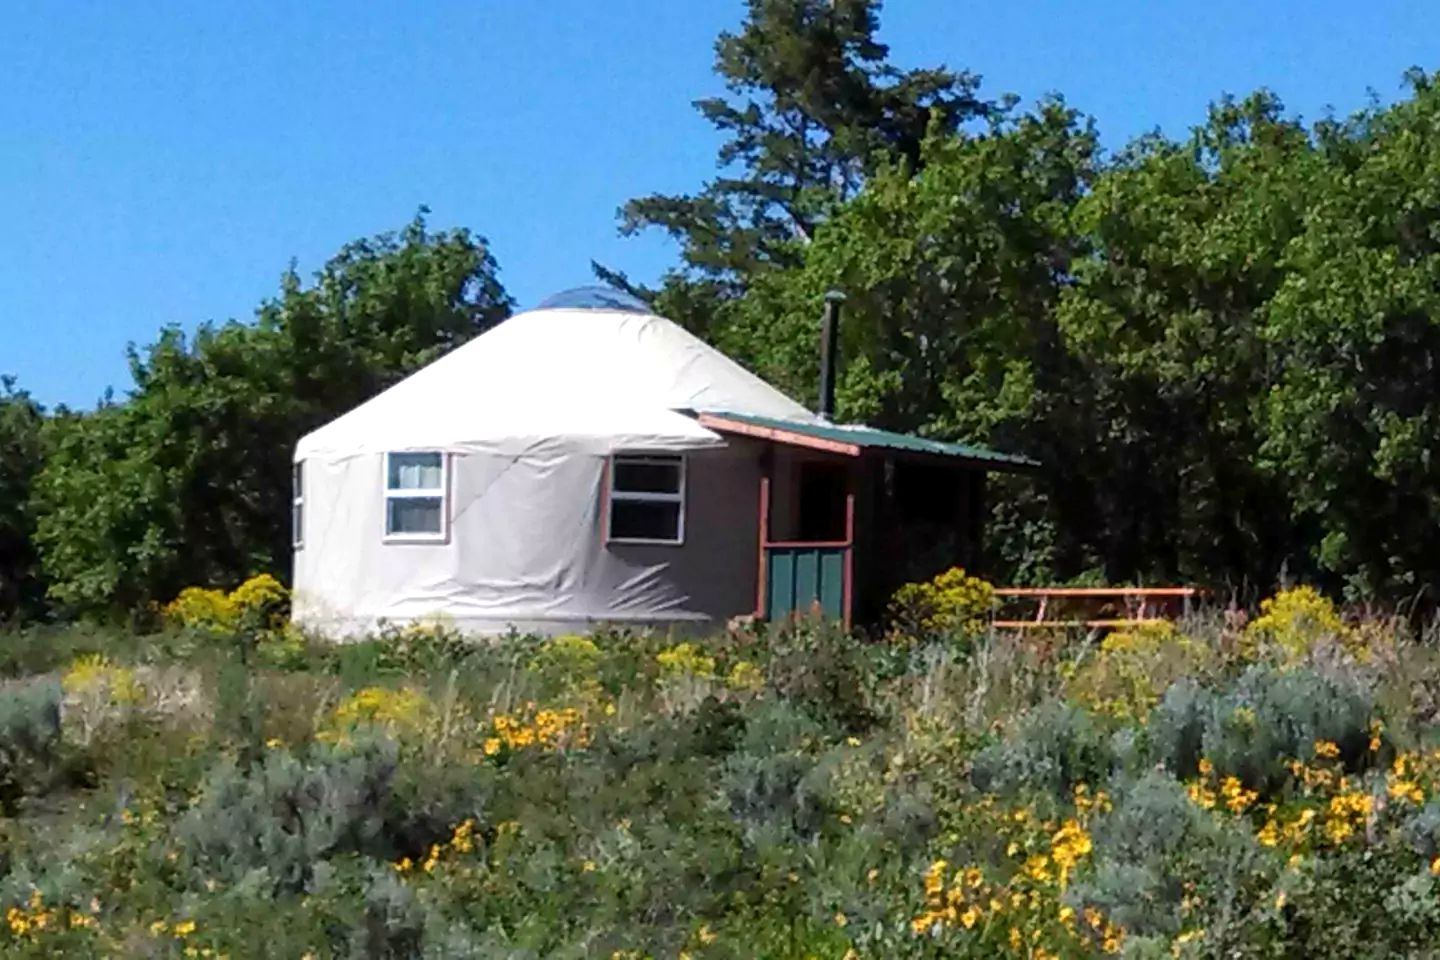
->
left=700, top=411, right=1039, bottom=471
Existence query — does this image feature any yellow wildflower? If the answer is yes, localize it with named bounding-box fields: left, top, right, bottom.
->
left=923, top=859, right=948, bottom=896
left=1389, top=779, right=1425, bottom=805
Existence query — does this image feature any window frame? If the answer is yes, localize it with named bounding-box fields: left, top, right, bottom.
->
left=383, top=451, right=451, bottom=544
left=605, top=453, right=687, bottom=546
left=292, top=460, right=305, bottom=549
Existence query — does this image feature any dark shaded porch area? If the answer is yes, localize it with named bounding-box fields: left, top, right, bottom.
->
left=698, top=412, right=1036, bottom=629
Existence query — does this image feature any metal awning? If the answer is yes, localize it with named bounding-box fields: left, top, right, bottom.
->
left=696, top=411, right=1039, bottom=471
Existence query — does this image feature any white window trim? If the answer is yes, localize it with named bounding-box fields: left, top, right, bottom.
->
left=292, top=461, right=305, bottom=549
left=383, top=451, right=451, bottom=544
left=607, top=453, right=687, bottom=546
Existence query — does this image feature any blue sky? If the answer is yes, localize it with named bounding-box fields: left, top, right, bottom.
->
left=2, top=1, right=1434, bottom=408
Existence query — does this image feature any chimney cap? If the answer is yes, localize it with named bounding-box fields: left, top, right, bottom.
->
left=823, top=289, right=846, bottom=303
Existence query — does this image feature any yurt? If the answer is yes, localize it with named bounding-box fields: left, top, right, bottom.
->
left=291, top=287, right=815, bottom=636
left=292, top=287, right=1036, bottom=637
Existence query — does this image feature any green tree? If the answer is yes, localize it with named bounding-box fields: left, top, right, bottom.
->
left=605, top=0, right=989, bottom=334
left=719, top=99, right=1100, bottom=580
left=33, top=213, right=511, bottom=616
left=1258, top=72, right=1440, bottom=600
left=1055, top=93, right=1318, bottom=587
left=0, top=378, right=46, bottom=621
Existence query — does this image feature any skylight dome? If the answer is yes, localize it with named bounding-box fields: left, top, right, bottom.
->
left=535, top=285, right=653, bottom=314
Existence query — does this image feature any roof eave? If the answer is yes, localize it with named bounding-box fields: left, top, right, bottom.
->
left=696, top=412, right=1040, bottom=472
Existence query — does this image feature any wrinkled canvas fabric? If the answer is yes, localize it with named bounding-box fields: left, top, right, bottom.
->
left=293, top=305, right=810, bottom=636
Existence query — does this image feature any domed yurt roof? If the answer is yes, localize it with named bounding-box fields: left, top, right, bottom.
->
left=533, top=285, right=653, bottom=313
left=295, top=287, right=814, bottom=460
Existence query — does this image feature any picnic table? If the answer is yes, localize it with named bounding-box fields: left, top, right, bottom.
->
left=991, top=587, right=1200, bottom=630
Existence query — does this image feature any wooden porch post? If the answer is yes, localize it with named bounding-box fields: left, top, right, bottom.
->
left=756, top=473, right=771, bottom=619
left=842, top=473, right=856, bottom=631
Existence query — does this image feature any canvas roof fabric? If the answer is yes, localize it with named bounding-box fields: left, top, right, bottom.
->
left=295, top=300, right=815, bottom=462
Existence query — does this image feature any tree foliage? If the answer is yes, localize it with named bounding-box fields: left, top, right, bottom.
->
left=0, top=378, right=46, bottom=621
left=606, top=0, right=989, bottom=335
left=701, top=66, right=1440, bottom=601
left=32, top=213, right=511, bottom=616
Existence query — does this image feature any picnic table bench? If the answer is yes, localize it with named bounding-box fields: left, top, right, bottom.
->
left=991, top=587, right=1200, bottom=630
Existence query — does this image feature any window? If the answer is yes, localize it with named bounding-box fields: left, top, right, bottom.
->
left=292, top=461, right=305, bottom=549
left=385, top=452, right=447, bottom=540
left=608, top=454, right=685, bottom=544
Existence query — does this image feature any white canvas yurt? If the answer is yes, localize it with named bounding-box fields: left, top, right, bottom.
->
left=291, top=287, right=814, bottom=636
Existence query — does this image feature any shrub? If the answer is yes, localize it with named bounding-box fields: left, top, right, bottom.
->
left=656, top=642, right=718, bottom=679
left=1072, top=772, right=1230, bottom=938
left=175, top=739, right=404, bottom=893
left=760, top=618, right=875, bottom=734
left=527, top=634, right=603, bottom=697
left=888, top=566, right=996, bottom=645
left=971, top=700, right=1115, bottom=799
left=1062, top=622, right=1212, bottom=723
left=319, top=685, right=434, bottom=744
left=60, top=653, right=141, bottom=705
left=254, top=624, right=312, bottom=670
left=1145, top=664, right=1380, bottom=794
left=0, top=681, right=63, bottom=814
left=719, top=748, right=832, bottom=841
left=161, top=586, right=238, bottom=631
left=483, top=704, right=590, bottom=756
left=1244, top=585, right=1354, bottom=660
left=161, top=573, right=290, bottom=634
left=725, top=659, right=764, bottom=693
left=368, top=618, right=480, bottom=675
left=1144, top=679, right=1212, bottom=781
left=60, top=653, right=145, bottom=747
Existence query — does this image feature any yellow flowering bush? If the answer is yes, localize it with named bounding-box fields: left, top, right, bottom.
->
left=395, top=817, right=480, bottom=876
left=482, top=704, right=590, bottom=757
left=1062, top=621, right=1210, bottom=721
left=3, top=889, right=99, bottom=948
left=911, top=791, right=1124, bottom=956
left=655, top=642, right=717, bottom=679
left=528, top=634, right=605, bottom=702
left=888, top=566, right=996, bottom=644
left=62, top=654, right=142, bottom=707
left=318, top=685, right=433, bottom=742
left=60, top=653, right=146, bottom=745
left=1243, top=585, right=1353, bottom=659
left=530, top=634, right=602, bottom=675
left=725, top=659, right=764, bottom=692
left=161, top=586, right=238, bottom=631
left=228, top=573, right=287, bottom=624
left=161, top=573, right=290, bottom=632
